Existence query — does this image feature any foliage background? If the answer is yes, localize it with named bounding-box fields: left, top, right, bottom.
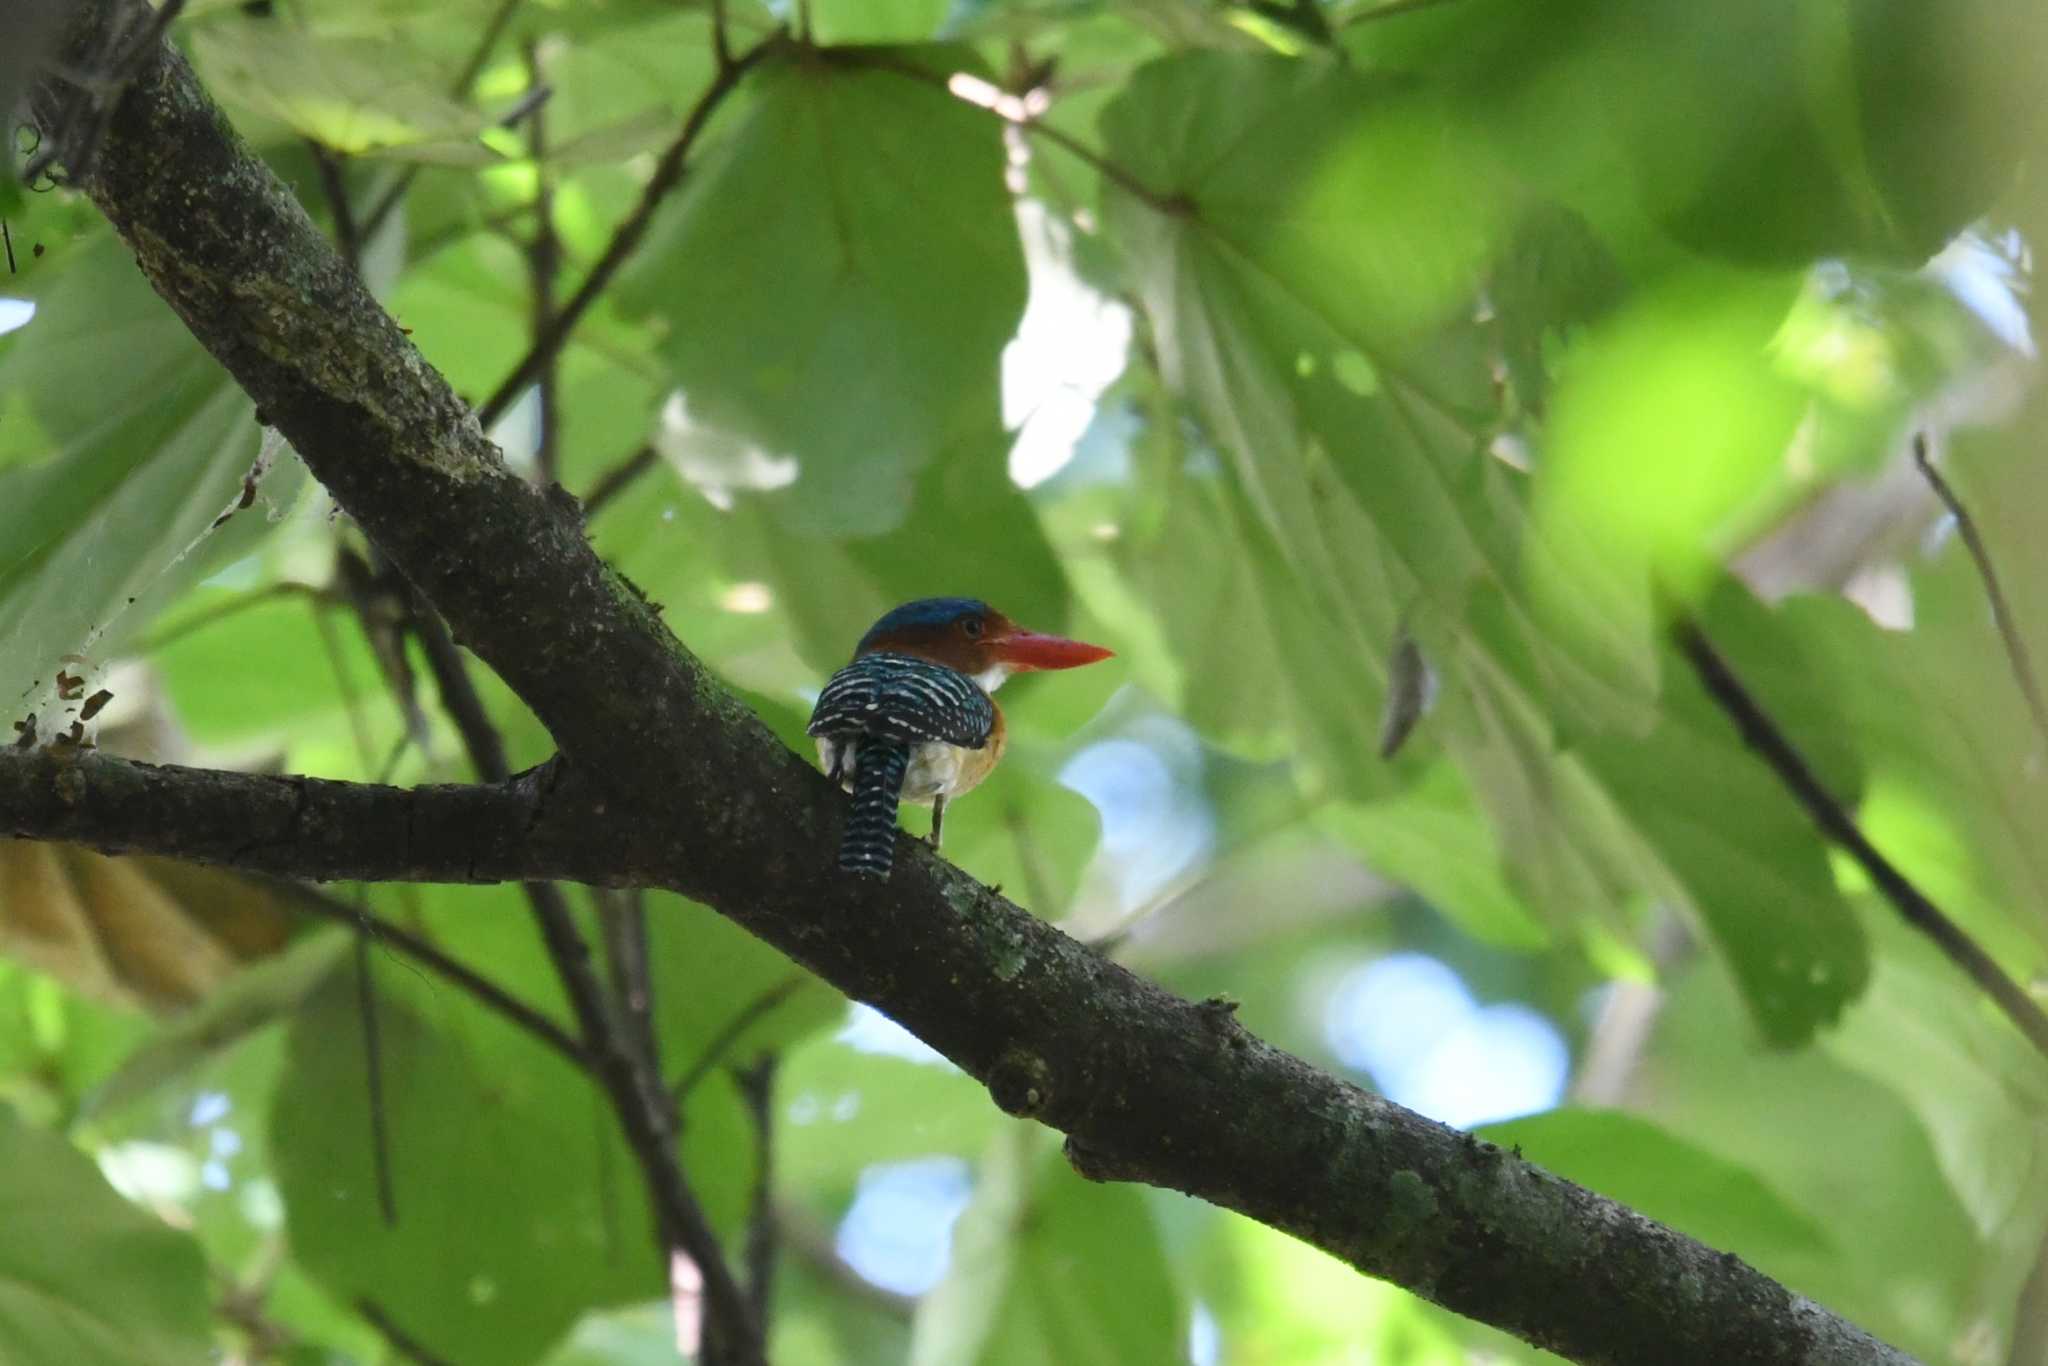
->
left=3, top=0, right=2048, bottom=1362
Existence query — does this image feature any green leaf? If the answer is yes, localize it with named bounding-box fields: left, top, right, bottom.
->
left=616, top=51, right=1027, bottom=535
left=1630, top=951, right=2002, bottom=1361
left=0, top=234, right=303, bottom=717
left=0, top=1108, right=211, bottom=1366
left=717, top=429, right=1074, bottom=677
left=1825, top=910, right=2048, bottom=1244
left=779, top=1032, right=997, bottom=1208
left=1853, top=0, right=2048, bottom=259
left=1193, top=1208, right=1486, bottom=1366
left=150, top=586, right=409, bottom=778
left=646, top=893, right=842, bottom=1079
left=1101, top=55, right=1870, bottom=1041
left=808, top=0, right=951, bottom=45
left=1536, top=266, right=1810, bottom=596
left=909, top=1124, right=1182, bottom=1366
left=86, top=931, right=349, bottom=1118
left=1478, top=1108, right=1831, bottom=1259
left=271, top=952, right=663, bottom=1364
left=192, top=21, right=499, bottom=160
left=1320, top=763, right=1547, bottom=951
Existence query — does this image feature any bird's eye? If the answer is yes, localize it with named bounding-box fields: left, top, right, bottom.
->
left=962, top=618, right=985, bottom=639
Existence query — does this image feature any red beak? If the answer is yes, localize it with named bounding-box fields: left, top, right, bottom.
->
left=993, top=628, right=1114, bottom=672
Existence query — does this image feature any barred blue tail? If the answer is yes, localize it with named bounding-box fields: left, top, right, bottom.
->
left=841, top=740, right=910, bottom=877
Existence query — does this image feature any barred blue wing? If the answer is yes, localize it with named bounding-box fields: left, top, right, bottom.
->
left=807, top=652, right=995, bottom=750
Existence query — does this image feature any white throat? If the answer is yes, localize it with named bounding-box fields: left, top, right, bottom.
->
left=973, top=662, right=1013, bottom=693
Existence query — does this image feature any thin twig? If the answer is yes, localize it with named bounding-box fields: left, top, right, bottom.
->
left=410, top=578, right=762, bottom=1360
left=137, top=581, right=330, bottom=656
left=276, top=882, right=586, bottom=1066
left=735, top=1055, right=780, bottom=1327
left=522, top=883, right=766, bottom=1361
left=711, top=0, right=734, bottom=70
left=350, top=924, right=399, bottom=1226
left=309, top=143, right=361, bottom=270
left=670, top=976, right=806, bottom=1103
left=775, top=1202, right=916, bottom=1320
left=358, top=1299, right=454, bottom=1366
left=1338, top=0, right=1471, bottom=27
left=596, top=886, right=662, bottom=1090
left=309, top=596, right=378, bottom=774
left=355, top=0, right=530, bottom=245
left=582, top=443, right=661, bottom=518
left=409, top=603, right=510, bottom=785
left=1673, top=614, right=2048, bottom=1060
left=523, top=40, right=562, bottom=484
left=475, top=31, right=784, bottom=429
left=1912, top=434, right=2048, bottom=754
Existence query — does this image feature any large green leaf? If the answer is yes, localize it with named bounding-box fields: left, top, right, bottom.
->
left=1853, top=0, right=2048, bottom=259
left=0, top=1108, right=211, bottom=1366
left=616, top=51, right=1027, bottom=535
left=1100, top=53, right=1865, bottom=1042
left=777, top=1028, right=999, bottom=1232
left=645, top=892, right=842, bottom=1077
left=908, top=1123, right=1181, bottom=1366
left=1826, top=912, right=2048, bottom=1251
left=271, top=942, right=673, bottom=1363
left=0, top=232, right=304, bottom=720
left=1633, top=953, right=2007, bottom=1361
left=192, top=20, right=499, bottom=161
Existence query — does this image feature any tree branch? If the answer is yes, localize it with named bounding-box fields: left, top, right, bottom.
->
left=24, top=8, right=1920, bottom=1363
left=0, top=748, right=595, bottom=883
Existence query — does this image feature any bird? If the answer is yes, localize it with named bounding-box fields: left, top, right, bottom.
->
left=807, top=597, right=1113, bottom=878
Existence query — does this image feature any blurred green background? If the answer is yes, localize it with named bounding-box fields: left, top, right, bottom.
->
left=4, top=0, right=2048, bottom=1361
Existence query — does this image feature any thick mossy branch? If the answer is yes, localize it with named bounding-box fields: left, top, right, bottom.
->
left=21, top=7, right=1917, bottom=1364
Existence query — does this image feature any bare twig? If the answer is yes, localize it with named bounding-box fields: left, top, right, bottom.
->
left=735, top=1055, right=780, bottom=1326
left=1338, top=0, right=1471, bottom=27
left=475, top=31, right=784, bottom=429
left=137, top=581, right=332, bottom=656
left=309, top=142, right=361, bottom=270
left=670, top=976, right=805, bottom=1104
left=309, top=594, right=378, bottom=773
left=581, top=443, right=660, bottom=518
left=523, top=883, right=765, bottom=1361
left=1912, top=434, right=2048, bottom=754
left=1673, top=614, right=2048, bottom=1060
left=351, top=923, right=399, bottom=1226
left=409, top=604, right=510, bottom=786
left=358, top=1298, right=454, bottom=1366
left=776, top=1202, right=916, bottom=1320
left=596, top=886, right=662, bottom=1088
left=523, top=40, right=562, bottom=483
left=277, top=882, right=586, bottom=1067
left=409, top=573, right=762, bottom=1361
left=711, top=0, right=734, bottom=70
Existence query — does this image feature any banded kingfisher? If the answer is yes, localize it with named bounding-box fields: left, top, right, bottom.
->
left=807, top=597, right=1113, bottom=878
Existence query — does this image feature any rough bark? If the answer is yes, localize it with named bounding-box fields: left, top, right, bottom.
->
left=18, top=7, right=1917, bottom=1364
